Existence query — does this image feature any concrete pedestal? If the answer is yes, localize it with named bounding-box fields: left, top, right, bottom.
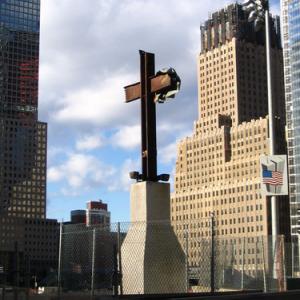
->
left=121, top=181, right=186, bottom=294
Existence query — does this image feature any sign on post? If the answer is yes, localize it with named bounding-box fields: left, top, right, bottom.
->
left=260, top=155, right=288, bottom=196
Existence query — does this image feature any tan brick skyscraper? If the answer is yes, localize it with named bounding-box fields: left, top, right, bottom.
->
left=171, top=3, right=290, bottom=270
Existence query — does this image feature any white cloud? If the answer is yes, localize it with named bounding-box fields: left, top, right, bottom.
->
left=48, top=167, right=64, bottom=182
left=39, top=0, right=232, bottom=130
left=108, top=158, right=140, bottom=192
left=51, top=73, right=136, bottom=127
left=111, top=125, right=140, bottom=150
left=47, top=146, right=70, bottom=165
left=76, top=134, right=104, bottom=151
left=48, top=153, right=116, bottom=192
left=48, top=153, right=140, bottom=195
left=47, top=148, right=142, bottom=194
left=159, top=142, right=178, bottom=165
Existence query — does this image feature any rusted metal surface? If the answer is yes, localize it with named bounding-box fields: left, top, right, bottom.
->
left=140, top=50, right=156, bottom=181
left=124, top=74, right=171, bottom=103
left=124, top=82, right=140, bottom=103
left=124, top=50, right=175, bottom=182
left=150, top=74, right=171, bottom=93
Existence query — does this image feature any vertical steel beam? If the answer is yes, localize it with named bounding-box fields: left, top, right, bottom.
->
left=139, top=50, right=157, bottom=181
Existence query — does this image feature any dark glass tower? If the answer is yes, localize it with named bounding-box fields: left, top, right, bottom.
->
left=0, top=1, right=58, bottom=283
left=0, top=0, right=47, bottom=219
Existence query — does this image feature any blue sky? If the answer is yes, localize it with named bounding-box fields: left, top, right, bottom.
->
left=39, top=0, right=280, bottom=222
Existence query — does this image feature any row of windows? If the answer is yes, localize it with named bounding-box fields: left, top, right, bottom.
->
left=174, top=203, right=263, bottom=217
left=174, top=201, right=263, bottom=215
left=3, top=0, right=39, bottom=9
left=199, top=47, right=234, bottom=64
left=9, top=206, right=44, bottom=212
left=8, top=212, right=45, bottom=218
left=199, top=68, right=233, bottom=78
left=199, top=59, right=234, bottom=71
left=173, top=183, right=261, bottom=201
left=200, top=74, right=235, bottom=85
left=172, top=217, right=265, bottom=235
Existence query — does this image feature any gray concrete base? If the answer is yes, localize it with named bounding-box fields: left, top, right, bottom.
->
left=121, top=182, right=186, bottom=294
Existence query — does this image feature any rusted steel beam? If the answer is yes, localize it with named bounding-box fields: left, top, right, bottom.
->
left=124, top=82, right=140, bottom=103
left=150, top=74, right=171, bottom=93
left=124, top=74, right=171, bottom=103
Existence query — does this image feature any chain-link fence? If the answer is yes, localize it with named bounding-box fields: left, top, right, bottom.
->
left=285, top=235, right=300, bottom=281
left=0, top=219, right=299, bottom=299
left=1, top=220, right=300, bottom=299
left=53, top=219, right=290, bottom=297
left=58, top=223, right=122, bottom=297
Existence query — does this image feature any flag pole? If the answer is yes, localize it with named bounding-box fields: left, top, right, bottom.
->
left=265, top=5, right=279, bottom=279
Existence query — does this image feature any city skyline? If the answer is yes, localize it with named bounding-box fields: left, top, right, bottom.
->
left=40, top=0, right=280, bottom=222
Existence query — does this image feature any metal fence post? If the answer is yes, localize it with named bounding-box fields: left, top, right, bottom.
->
left=231, top=240, right=235, bottom=276
left=221, top=240, right=225, bottom=287
left=2, top=269, right=6, bottom=300
left=282, top=236, right=287, bottom=291
left=241, top=237, right=245, bottom=290
left=255, top=237, right=258, bottom=285
left=91, top=228, right=96, bottom=298
left=113, top=244, right=118, bottom=296
left=210, top=213, right=215, bottom=293
left=298, top=237, right=300, bottom=275
left=117, top=222, right=123, bottom=295
left=261, top=236, right=267, bottom=292
left=14, top=241, right=19, bottom=300
left=184, top=231, right=189, bottom=292
left=292, top=238, right=295, bottom=277
left=25, top=255, right=30, bottom=300
left=57, top=222, right=63, bottom=298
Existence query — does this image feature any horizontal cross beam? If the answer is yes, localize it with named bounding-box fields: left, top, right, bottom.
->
left=124, top=74, right=171, bottom=103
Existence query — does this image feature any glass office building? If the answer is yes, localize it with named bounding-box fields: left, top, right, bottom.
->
left=0, top=1, right=59, bottom=282
left=0, top=0, right=47, bottom=219
left=282, top=0, right=300, bottom=236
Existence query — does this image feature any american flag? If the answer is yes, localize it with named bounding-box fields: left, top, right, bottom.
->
left=262, top=169, right=283, bottom=185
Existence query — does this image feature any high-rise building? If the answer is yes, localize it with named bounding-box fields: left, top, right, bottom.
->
left=86, top=200, right=110, bottom=227
left=71, top=209, right=86, bottom=224
left=282, top=0, right=300, bottom=237
left=70, top=200, right=111, bottom=227
left=0, top=0, right=58, bottom=283
left=171, top=3, right=290, bottom=269
left=0, top=0, right=46, bottom=218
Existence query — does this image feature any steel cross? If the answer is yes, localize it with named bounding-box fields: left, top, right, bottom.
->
left=124, top=50, right=173, bottom=182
